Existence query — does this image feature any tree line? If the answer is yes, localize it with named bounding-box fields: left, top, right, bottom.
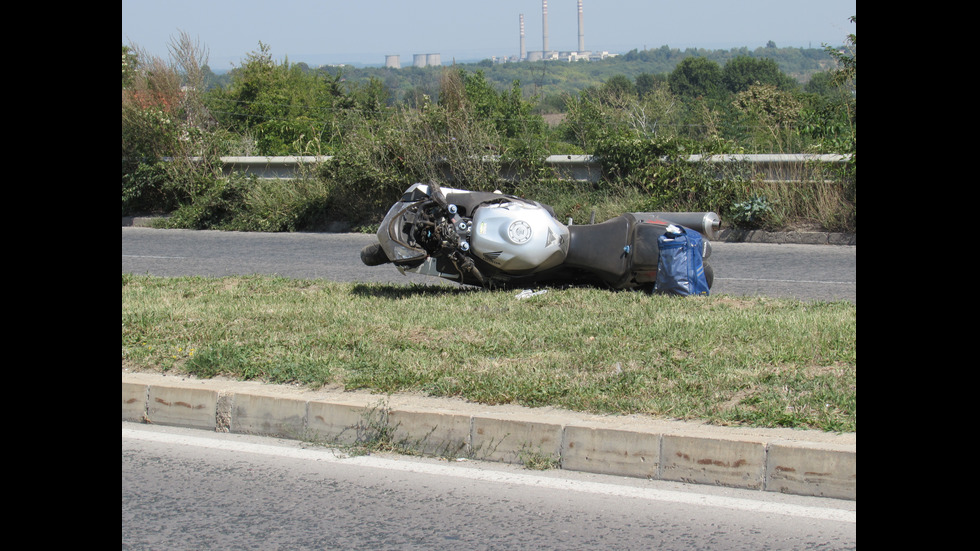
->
left=122, top=17, right=855, bottom=232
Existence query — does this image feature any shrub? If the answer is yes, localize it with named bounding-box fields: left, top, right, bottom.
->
left=729, top=195, right=775, bottom=229
left=121, top=160, right=176, bottom=215
left=122, top=34, right=224, bottom=216
left=592, top=133, right=744, bottom=214
left=164, top=173, right=246, bottom=229
left=164, top=173, right=335, bottom=232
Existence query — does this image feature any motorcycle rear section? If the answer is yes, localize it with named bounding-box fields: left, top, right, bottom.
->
left=360, top=182, right=719, bottom=292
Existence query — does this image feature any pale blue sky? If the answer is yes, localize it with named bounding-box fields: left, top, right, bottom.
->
left=122, top=0, right=856, bottom=69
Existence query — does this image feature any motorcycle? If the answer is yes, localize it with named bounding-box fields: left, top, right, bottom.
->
left=360, top=182, right=720, bottom=293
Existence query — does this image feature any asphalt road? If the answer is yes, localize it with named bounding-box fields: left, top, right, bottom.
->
left=121, top=227, right=855, bottom=303
left=123, top=423, right=856, bottom=550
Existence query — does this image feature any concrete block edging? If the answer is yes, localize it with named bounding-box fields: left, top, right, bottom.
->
left=122, top=380, right=855, bottom=500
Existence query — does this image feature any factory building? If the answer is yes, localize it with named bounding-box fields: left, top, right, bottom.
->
left=517, top=1, right=613, bottom=63
left=383, top=1, right=613, bottom=67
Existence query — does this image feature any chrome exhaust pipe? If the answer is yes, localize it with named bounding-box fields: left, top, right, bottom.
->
left=631, top=212, right=722, bottom=241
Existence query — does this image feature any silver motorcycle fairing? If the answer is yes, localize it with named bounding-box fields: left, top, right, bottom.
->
left=375, top=183, right=452, bottom=265
left=469, top=201, right=569, bottom=273
left=377, top=183, right=569, bottom=278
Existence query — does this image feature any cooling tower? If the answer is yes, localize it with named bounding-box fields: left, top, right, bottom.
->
left=413, top=54, right=427, bottom=67
left=426, top=53, right=441, bottom=66
left=385, top=55, right=400, bottom=69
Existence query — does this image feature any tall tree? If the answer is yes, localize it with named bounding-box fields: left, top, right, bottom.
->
left=208, top=42, right=355, bottom=155
left=722, top=56, right=796, bottom=94
left=668, top=57, right=722, bottom=99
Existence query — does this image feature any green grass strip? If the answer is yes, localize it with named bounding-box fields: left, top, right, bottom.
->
left=122, top=274, right=855, bottom=432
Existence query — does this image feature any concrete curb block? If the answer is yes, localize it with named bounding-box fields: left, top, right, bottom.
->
left=123, top=374, right=855, bottom=500
left=717, top=228, right=856, bottom=246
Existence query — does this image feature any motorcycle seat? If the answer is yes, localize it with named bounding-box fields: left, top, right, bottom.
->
left=563, top=215, right=634, bottom=285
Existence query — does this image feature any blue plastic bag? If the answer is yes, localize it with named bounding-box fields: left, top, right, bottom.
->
left=655, top=225, right=709, bottom=296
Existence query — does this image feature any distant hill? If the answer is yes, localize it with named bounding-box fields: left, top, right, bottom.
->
left=204, top=44, right=841, bottom=108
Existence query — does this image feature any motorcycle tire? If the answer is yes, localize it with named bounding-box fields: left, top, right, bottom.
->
left=360, top=243, right=391, bottom=266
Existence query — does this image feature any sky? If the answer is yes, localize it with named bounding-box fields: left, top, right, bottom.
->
left=121, top=0, right=856, bottom=69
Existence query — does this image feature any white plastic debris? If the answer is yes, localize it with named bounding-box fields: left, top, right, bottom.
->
left=515, top=289, right=548, bottom=300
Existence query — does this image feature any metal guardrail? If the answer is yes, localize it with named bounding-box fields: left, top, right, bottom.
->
left=211, top=154, right=852, bottom=183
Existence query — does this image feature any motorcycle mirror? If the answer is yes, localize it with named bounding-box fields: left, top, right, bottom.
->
left=427, top=180, right=449, bottom=208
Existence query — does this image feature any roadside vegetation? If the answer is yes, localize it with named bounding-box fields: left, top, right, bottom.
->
left=122, top=18, right=855, bottom=234
left=122, top=275, right=856, bottom=433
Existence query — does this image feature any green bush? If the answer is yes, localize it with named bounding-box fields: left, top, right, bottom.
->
left=121, top=161, right=175, bottom=215
left=317, top=117, right=416, bottom=222
left=591, top=133, right=744, bottom=214
left=164, top=173, right=245, bottom=229
left=729, top=195, right=775, bottom=229
left=165, top=173, right=335, bottom=232
left=235, top=177, right=334, bottom=232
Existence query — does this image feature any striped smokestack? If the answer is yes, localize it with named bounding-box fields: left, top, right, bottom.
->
left=542, top=0, right=549, bottom=54
left=520, top=13, right=526, bottom=60
left=578, top=0, right=585, bottom=53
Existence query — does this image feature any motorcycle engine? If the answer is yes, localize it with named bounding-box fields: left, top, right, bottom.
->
left=411, top=202, right=462, bottom=258
left=469, top=201, right=569, bottom=273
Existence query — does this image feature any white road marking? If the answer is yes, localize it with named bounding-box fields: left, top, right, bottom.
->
left=124, top=426, right=855, bottom=524
left=717, top=277, right=854, bottom=285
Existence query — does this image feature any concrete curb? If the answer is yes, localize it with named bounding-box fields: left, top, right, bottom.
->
left=122, top=372, right=855, bottom=500
left=717, top=228, right=856, bottom=246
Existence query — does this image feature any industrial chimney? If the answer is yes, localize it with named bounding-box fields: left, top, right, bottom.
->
left=542, top=0, right=549, bottom=55
left=578, top=0, right=585, bottom=53
left=520, top=13, right=526, bottom=60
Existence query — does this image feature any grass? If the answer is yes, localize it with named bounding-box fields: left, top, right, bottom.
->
left=122, top=274, right=855, bottom=433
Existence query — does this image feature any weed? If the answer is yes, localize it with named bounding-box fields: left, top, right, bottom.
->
left=517, top=445, right=560, bottom=471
